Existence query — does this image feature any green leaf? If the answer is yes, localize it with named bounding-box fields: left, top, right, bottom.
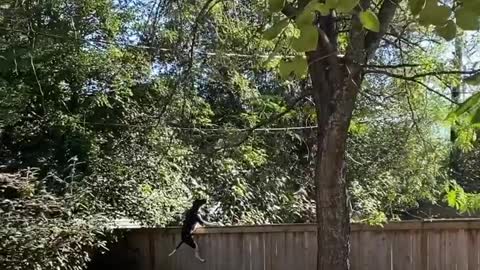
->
left=463, top=0, right=480, bottom=15
left=278, top=56, right=309, bottom=79
left=268, top=0, right=285, bottom=13
left=419, top=5, right=451, bottom=26
left=447, top=189, right=457, bottom=208
left=359, top=10, right=380, bottom=32
left=435, top=20, right=457, bottom=41
left=464, top=72, right=480, bottom=85
left=409, top=0, right=426, bottom=15
left=449, top=91, right=480, bottom=118
left=336, top=0, right=360, bottom=13
left=279, top=59, right=293, bottom=79
left=296, top=10, right=315, bottom=25
left=325, top=0, right=339, bottom=9
left=455, top=8, right=480, bottom=30
left=291, top=24, right=319, bottom=52
left=291, top=55, right=309, bottom=78
left=470, top=106, right=480, bottom=124
left=262, top=19, right=289, bottom=40
left=308, top=3, right=330, bottom=16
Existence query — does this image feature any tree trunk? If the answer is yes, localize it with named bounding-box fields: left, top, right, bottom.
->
left=307, top=16, right=362, bottom=270
left=288, top=0, right=397, bottom=268
left=311, top=62, right=360, bottom=270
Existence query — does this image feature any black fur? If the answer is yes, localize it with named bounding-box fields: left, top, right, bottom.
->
left=168, top=199, right=211, bottom=262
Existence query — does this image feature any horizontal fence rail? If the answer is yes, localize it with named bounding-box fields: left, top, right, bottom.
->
left=102, top=219, right=480, bottom=270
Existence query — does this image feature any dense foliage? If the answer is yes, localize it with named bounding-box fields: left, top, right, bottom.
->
left=0, top=0, right=479, bottom=269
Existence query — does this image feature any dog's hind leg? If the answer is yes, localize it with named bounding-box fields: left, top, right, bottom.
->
left=193, top=240, right=206, bottom=263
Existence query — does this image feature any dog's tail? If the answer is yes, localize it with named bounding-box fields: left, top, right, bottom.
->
left=168, top=240, right=184, bottom=256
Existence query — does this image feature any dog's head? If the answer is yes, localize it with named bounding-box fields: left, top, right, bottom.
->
left=192, top=198, right=207, bottom=207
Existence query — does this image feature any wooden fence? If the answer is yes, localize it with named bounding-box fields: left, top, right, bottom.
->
left=97, top=219, right=480, bottom=270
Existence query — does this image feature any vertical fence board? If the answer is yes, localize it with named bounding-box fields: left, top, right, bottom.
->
left=467, top=230, right=479, bottom=270
left=428, top=230, right=441, bottom=270
left=392, top=231, right=413, bottom=270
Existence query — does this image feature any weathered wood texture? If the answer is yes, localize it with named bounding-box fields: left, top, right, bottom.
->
left=114, top=219, right=480, bottom=270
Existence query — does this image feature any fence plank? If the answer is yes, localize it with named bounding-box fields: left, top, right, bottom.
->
left=116, top=220, right=480, bottom=270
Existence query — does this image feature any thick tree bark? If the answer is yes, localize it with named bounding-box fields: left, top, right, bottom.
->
left=280, top=1, right=398, bottom=269
left=308, top=52, right=361, bottom=270
left=305, top=12, right=362, bottom=270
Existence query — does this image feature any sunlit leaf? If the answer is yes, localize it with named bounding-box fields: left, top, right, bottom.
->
left=291, top=24, right=319, bottom=52
left=262, top=19, right=289, bottom=40
left=359, top=10, right=380, bottom=32
left=435, top=20, right=457, bottom=41
left=291, top=55, right=309, bottom=78
left=455, top=8, right=480, bottom=30
left=296, top=10, right=315, bottom=25
left=447, top=189, right=457, bottom=208
left=470, top=106, right=480, bottom=124
left=447, top=91, right=480, bottom=119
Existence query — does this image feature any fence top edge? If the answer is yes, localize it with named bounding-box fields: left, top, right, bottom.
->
left=115, top=218, right=480, bottom=233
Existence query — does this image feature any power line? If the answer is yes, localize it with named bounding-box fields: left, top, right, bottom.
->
left=60, top=120, right=318, bottom=132
left=0, top=27, right=291, bottom=59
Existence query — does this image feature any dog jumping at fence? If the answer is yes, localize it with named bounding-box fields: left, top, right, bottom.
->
left=168, top=198, right=215, bottom=262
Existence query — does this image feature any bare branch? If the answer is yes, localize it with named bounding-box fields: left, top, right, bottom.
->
left=410, top=69, right=480, bottom=79
left=366, top=68, right=480, bottom=79
left=364, top=70, right=458, bottom=103
left=362, top=63, right=421, bottom=69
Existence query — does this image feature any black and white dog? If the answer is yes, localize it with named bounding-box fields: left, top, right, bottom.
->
left=168, top=199, right=215, bottom=262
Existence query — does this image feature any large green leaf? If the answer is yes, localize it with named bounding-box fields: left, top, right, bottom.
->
left=295, top=10, right=315, bottom=25
left=470, top=106, right=480, bottom=124
left=419, top=5, right=451, bottom=26
left=291, top=55, right=309, bottom=78
left=448, top=91, right=480, bottom=119
left=262, top=19, right=289, bottom=40
left=455, top=8, right=480, bottom=30
left=268, top=0, right=285, bottom=13
left=279, top=59, right=293, bottom=79
left=464, top=72, right=480, bottom=85
left=409, top=0, right=426, bottom=15
left=463, top=0, right=480, bottom=15
left=435, top=20, right=457, bottom=41
left=307, top=2, right=330, bottom=16
left=359, top=10, right=380, bottom=32
left=326, top=0, right=339, bottom=9
left=291, top=24, right=319, bottom=52
left=278, top=56, right=309, bottom=79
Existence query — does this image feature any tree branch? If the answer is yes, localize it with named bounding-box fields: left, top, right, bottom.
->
left=364, top=0, right=401, bottom=60
left=362, top=63, right=421, bottom=69
left=366, top=68, right=480, bottom=79
left=364, top=70, right=458, bottom=103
